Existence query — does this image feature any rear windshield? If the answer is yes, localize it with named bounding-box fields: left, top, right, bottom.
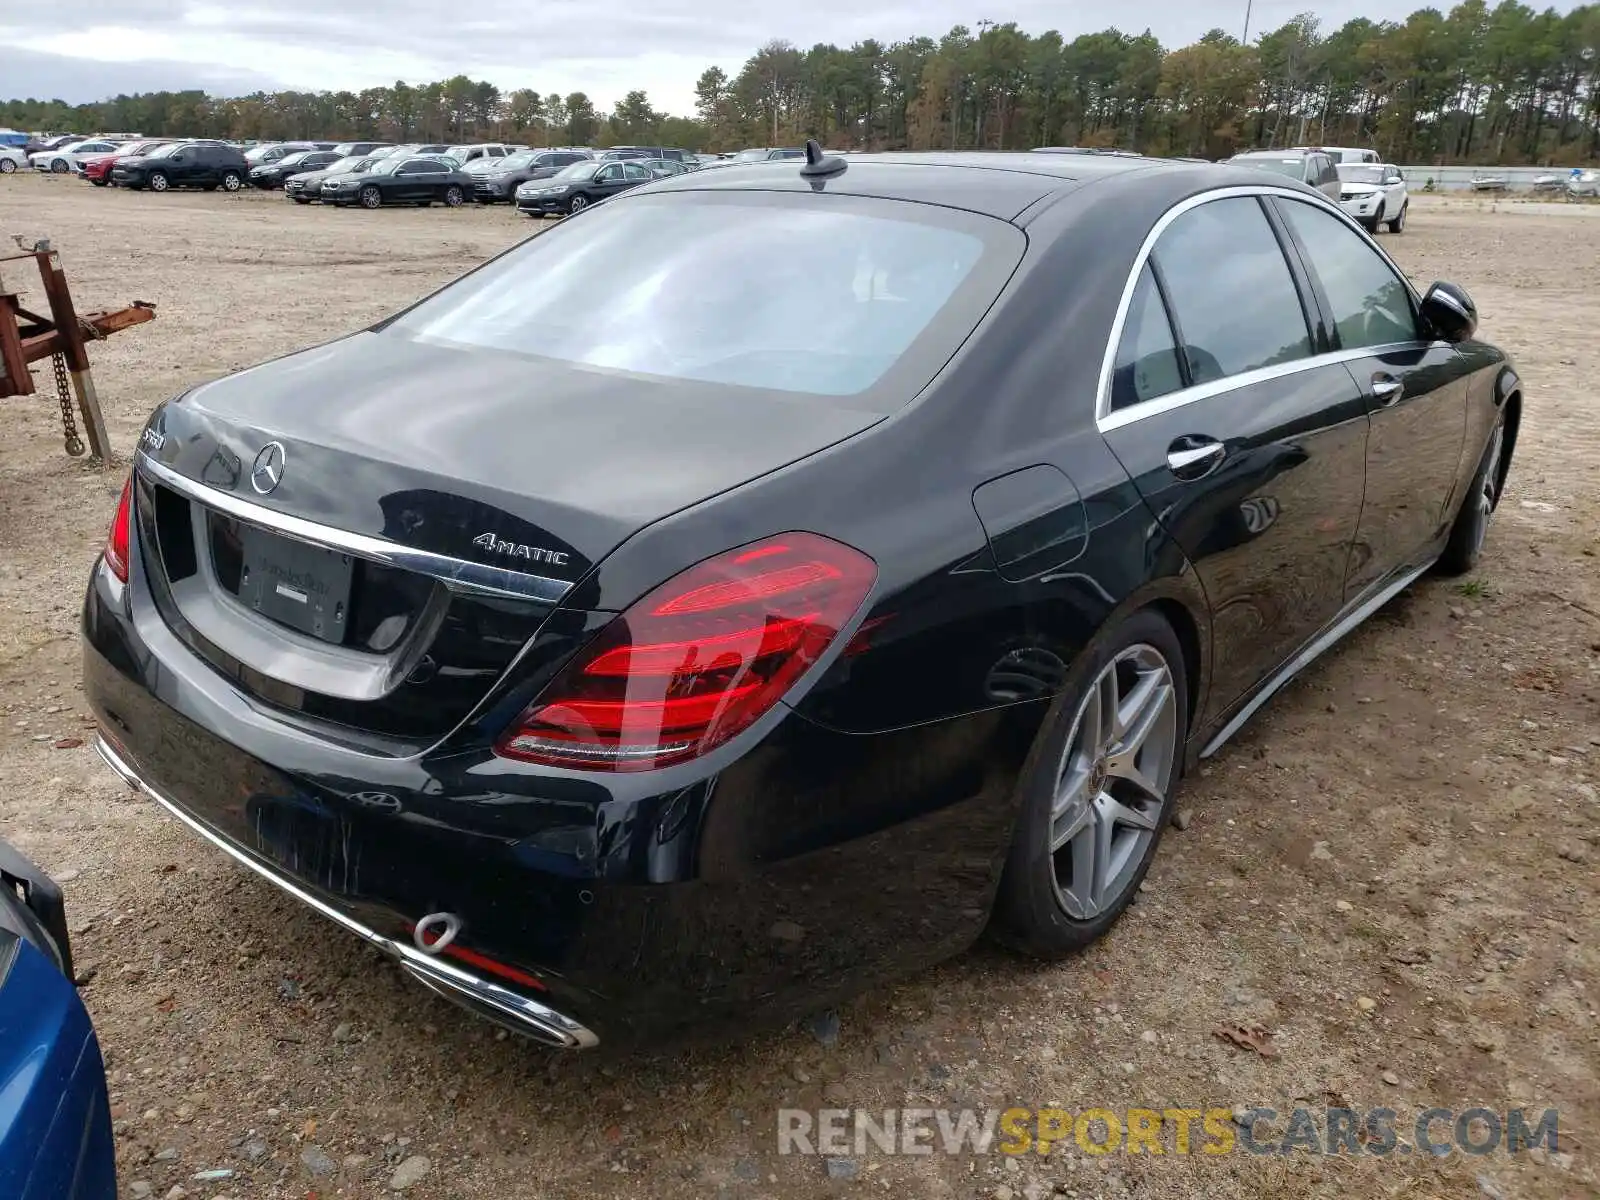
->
left=386, top=193, right=1018, bottom=401
left=1231, top=156, right=1305, bottom=179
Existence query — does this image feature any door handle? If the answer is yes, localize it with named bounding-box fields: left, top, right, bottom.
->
left=1166, top=438, right=1226, bottom=479
left=1371, top=373, right=1404, bottom=406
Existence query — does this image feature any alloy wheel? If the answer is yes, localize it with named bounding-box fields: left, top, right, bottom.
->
left=445, top=186, right=463, bottom=207
left=568, top=194, right=588, bottom=213
left=1049, top=644, right=1178, bottom=920
left=1470, top=426, right=1504, bottom=554
left=0, top=160, right=14, bottom=174
left=361, top=185, right=381, bottom=209
left=222, top=173, right=242, bottom=191
left=51, top=158, right=69, bottom=173
left=149, top=173, right=169, bottom=192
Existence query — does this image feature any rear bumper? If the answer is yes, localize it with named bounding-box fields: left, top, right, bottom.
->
left=95, top=737, right=598, bottom=1049
left=82, top=532, right=1023, bottom=1046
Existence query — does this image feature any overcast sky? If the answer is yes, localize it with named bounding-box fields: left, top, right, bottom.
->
left=1, top=1, right=1582, bottom=117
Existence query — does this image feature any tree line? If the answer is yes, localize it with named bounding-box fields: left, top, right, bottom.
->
left=6, top=1, right=1600, bottom=164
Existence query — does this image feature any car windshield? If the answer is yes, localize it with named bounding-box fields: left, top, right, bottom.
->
left=386, top=195, right=1009, bottom=400
left=1337, top=164, right=1387, bottom=184
left=732, top=149, right=772, bottom=161
left=554, top=161, right=600, bottom=181
left=324, top=156, right=368, bottom=173
left=500, top=151, right=539, bottom=168
left=1231, top=156, right=1305, bottom=179
left=276, top=152, right=311, bottom=167
left=146, top=143, right=187, bottom=158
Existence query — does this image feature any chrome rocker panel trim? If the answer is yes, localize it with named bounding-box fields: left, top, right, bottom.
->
left=136, top=451, right=573, bottom=605
left=95, top=736, right=599, bottom=1049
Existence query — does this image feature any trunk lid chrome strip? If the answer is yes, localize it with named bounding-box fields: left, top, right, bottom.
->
left=136, top=451, right=573, bottom=605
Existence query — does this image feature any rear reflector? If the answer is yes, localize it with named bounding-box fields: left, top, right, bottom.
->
left=406, top=922, right=547, bottom=991
left=103, top=474, right=133, bottom=583
left=495, top=533, right=876, bottom=771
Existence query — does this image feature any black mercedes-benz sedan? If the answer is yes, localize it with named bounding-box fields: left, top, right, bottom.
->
left=283, top=154, right=379, bottom=203
left=249, top=148, right=343, bottom=189
left=83, top=145, right=1519, bottom=1051
left=320, top=154, right=470, bottom=208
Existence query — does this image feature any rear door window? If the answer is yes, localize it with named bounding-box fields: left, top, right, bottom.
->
left=386, top=194, right=1022, bottom=404
left=1150, top=197, right=1313, bottom=385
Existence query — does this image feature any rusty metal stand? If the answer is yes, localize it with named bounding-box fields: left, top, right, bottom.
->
left=0, top=246, right=155, bottom=462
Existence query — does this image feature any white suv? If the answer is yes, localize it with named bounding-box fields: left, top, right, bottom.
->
left=30, top=139, right=122, bottom=173
left=1336, top=162, right=1409, bottom=233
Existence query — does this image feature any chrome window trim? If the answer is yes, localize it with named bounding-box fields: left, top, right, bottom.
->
left=1094, top=184, right=1427, bottom=432
left=136, top=451, right=573, bottom=605
left=1097, top=342, right=1420, bottom=433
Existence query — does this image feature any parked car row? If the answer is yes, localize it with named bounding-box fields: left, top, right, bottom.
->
left=18, top=136, right=723, bottom=214
left=1225, top=147, right=1411, bottom=233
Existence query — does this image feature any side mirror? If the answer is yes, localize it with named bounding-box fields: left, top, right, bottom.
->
left=1385, top=175, right=1402, bottom=186
left=1421, top=282, right=1478, bottom=344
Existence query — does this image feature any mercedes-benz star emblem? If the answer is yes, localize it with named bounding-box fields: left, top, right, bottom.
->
left=250, top=441, right=286, bottom=495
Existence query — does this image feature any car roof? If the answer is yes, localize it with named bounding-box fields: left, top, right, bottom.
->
left=637, top=151, right=1172, bottom=220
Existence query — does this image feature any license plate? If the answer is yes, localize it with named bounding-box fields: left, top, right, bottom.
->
left=238, top=526, right=353, bottom=644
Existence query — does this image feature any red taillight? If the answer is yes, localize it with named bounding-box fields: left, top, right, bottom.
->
left=495, top=533, right=876, bottom=772
left=103, top=475, right=133, bottom=583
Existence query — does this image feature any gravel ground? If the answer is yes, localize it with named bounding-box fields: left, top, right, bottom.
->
left=0, top=175, right=1595, bottom=1200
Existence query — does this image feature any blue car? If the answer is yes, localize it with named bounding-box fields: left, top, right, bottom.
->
left=0, top=839, right=116, bottom=1200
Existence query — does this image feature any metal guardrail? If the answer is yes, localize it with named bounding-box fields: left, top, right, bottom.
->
left=1395, top=164, right=1589, bottom=192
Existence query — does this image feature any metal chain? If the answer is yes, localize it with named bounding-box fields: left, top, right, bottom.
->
left=52, top=351, right=84, bottom=457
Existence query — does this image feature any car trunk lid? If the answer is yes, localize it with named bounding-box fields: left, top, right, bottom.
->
left=134, top=330, right=881, bottom=749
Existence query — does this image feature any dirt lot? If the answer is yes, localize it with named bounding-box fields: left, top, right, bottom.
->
left=0, top=175, right=1595, bottom=1200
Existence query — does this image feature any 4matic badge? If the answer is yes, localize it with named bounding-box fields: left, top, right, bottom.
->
left=472, top=532, right=569, bottom=568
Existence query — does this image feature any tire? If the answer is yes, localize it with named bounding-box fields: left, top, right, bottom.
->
left=220, top=171, right=243, bottom=192
left=990, top=609, right=1189, bottom=959
left=359, top=185, right=381, bottom=210
left=1387, top=203, right=1407, bottom=233
left=566, top=193, right=589, bottom=215
left=51, top=158, right=70, bottom=174
left=0, top=159, right=16, bottom=174
left=1370, top=202, right=1385, bottom=233
left=90, top=177, right=107, bottom=186
left=292, top=196, right=311, bottom=205
left=443, top=185, right=464, bottom=207
left=148, top=171, right=170, bottom=192
left=1436, top=418, right=1507, bottom=576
